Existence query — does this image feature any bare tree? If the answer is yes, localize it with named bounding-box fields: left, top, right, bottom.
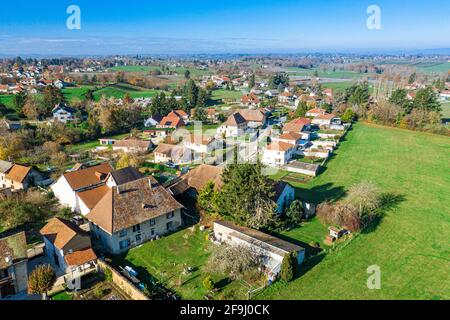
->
left=346, top=182, right=381, bottom=216
left=205, top=244, right=263, bottom=280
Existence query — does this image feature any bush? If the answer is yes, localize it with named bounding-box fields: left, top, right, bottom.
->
left=202, top=276, right=215, bottom=291
left=103, top=268, right=113, bottom=283
left=280, top=252, right=297, bottom=282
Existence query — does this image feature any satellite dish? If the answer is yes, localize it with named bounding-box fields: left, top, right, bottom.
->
left=5, top=256, right=12, bottom=265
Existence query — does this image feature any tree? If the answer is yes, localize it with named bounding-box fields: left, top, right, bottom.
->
left=346, top=182, right=381, bottom=216
left=280, top=252, right=297, bottom=282
left=413, top=87, right=441, bottom=112
left=184, top=69, right=191, bottom=79
left=28, top=264, right=56, bottom=300
left=341, top=108, right=356, bottom=123
left=193, top=106, right=207, bottom=122
left=347, top=82, right=369, bottom=107
left=389, top=89, right=412, bottom=113
left=116, top=152, right=143, bottom=169
left=285, top=200, right=304, bottom=227
left=197, top=181, right=219, bottom=214
left=248, top=74, right=256, bottom=89
left=217, top=163, right=277, bottom=230
left=269, top=73, right=289, bottom=89
left=43, top=86, right=66, bottom=115
left=205, top=244, right=262, bottom=280
left=294, top=101, right=309, bottom=118
left=14, top=91, right=28, bottom=112
left=202, top=276, right=215, bottom=291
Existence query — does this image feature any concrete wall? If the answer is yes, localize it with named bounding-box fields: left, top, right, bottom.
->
left=97, top=260, right=149, bottom=300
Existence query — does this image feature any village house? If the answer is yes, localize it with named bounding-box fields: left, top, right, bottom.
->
left=153, top=143, right=192, bottom=164
left=306, top=108, right=327, bottom=118
left=439, top=90, right=450, bottom=101
left=87, top=177, right=184, bottom=254
left=0, top=120, right=22, bottom=132
left=216, top=113, right=248, bottom=138
left=278, top=92, right=294, bottom=105
left=206, top=108, right=219, bottom=122
left=52, top=103, right=78, bottom=123
left=407, top=92, right=417, bottom=100
left=0, top=232, right=28, bottom=300
left=0, top=161, right=46, bottom=191
left=183, top=134, right=217, bottom=154
left=144, top=114, right=163, bottom=127
left=312, top=113, right=338, bottom=127
left=51, top=162, right=114, bottom=213
left=98, top=138, right=117, bottom=147
left=262, top=141, right=296, bottom=167
left=237, top=109, right=267, bottom=128
left=40, top=218, right=98, bottom=275
left=112, top=138, right=153, bottom=154
left=76, top=167, right=145, bottom=216
left=213, top=221, right=305, bottom=282
left=275, top=132, right=304, bottom=149
left=157, top=112, right=186, bottom=129
left=265, top=89, right=279, bottom=98
left=182, top=164, right=224, bottom=192
left=282, top=118, right=312, bottom=140
left=241, top=93, right=261, bottom=107
left=143, top=128, right=171, bottom=139
left=273, top=181, right=296, bottom=214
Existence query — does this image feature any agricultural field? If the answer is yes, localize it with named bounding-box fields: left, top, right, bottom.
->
left=259, top=122, right=450, bottom=300
left=285, top=67, right=374, bottom=79
left=415, top=62, right=450, bottom=74
left=321, top=82, right=355, bottom=93
left=110, top=65, right=212, bottom=77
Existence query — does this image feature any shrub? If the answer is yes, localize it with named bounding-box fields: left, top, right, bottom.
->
left=202, top=276, right=215, bottom=291
left=280, top=252, right=297, bottom=282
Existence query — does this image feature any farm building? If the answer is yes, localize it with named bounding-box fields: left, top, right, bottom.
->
left=213, top=221, right=305, bottom=282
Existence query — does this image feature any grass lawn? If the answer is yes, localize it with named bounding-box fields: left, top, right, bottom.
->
left=321, top=82, right=355, bottom=93
left=113, top=227, right=263, bottom=300
left=51, top=291, right=73, bottom=301
left=211, top=89, right=242, bottom=101
left=258, top=122, right=450, bottom=300
left=441, top=102, right=450, bottom=119
left=93, top=84, right=159, bottom=100
left=0, top=94, right=15, bottom=108
left=66, top=132, right=129, bottom=154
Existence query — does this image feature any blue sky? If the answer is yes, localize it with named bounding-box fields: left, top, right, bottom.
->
left=0, top=0, right=449, bottom=55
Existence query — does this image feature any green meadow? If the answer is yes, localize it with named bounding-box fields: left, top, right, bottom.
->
left=259, top=122, right=450, bottom=300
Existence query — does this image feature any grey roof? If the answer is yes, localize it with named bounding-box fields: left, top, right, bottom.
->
left=0, top=160, right=13, bottom=173
left=109, top=167, right=145, bottom=186
left=284, top=161, right=320, bottom=172
left=0, top=231, right=27, bottom=269
left=215, top=220, right=304, bottom=255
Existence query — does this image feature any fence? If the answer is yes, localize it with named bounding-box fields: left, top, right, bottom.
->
left=97, top=260, right=149, bottom=300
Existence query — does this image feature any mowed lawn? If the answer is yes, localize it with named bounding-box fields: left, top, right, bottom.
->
left=259, top=122, right=450, bottom=300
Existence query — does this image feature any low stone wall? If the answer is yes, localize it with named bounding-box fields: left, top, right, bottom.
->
left=97, top=260, right=149, bottom=301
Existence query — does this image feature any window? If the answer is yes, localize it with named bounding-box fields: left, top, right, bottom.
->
left=0, top=268, right=9, bottom=280
left=149, top=219, right=156, bottom=226
left=166, top=212, right=175, bottom=220
left=119, top=239, right=131, bottom=250
left=119, top=230, right=127, bottom=238
left=132, top=224, right=141, bottom=233
left=167, top=221, right=173, bottom=231
left=150, top=229, right=155, bottom=237
left=136, top=234, right=142, bottom=242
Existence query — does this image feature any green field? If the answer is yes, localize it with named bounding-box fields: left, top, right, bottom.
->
left=110, top=65, right=211, bottom=77
left=285, top=67, right=373, bottom=79
left=441, top=102, right=450, bottom=119
left=113, top=227, right=259, bottom=300
left=211, top=89, right=242, bottom=101
left=415, top=62, right=450, bottom=74
left=259, top=122, right=450, bottom=300
left=321, top=82, right=355, bottom=93
left=0, top=94, right=15, bottom=108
